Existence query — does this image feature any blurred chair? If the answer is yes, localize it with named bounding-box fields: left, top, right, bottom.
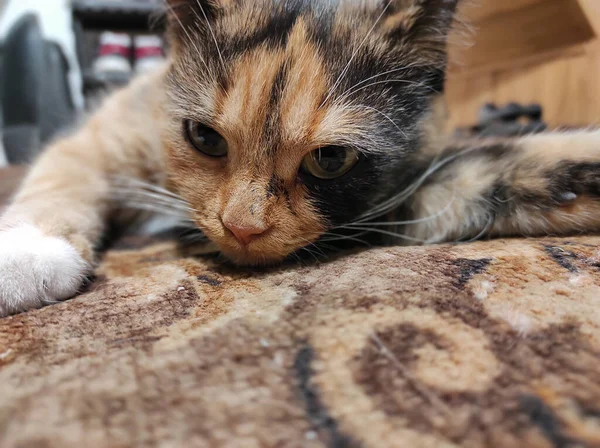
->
left=0, top=0, right=6, bottom=165
left=0, top=13, right=75, bottom=164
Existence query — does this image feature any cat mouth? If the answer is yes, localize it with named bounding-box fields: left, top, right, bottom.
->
left=218, top=234, right=320, bottom=266
left=196, top=231, right=293, bottom=266
left=189, top=219, right=322, bottom=266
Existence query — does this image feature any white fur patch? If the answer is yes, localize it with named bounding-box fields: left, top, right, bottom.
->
left=0, top=225, right=88, bottom=317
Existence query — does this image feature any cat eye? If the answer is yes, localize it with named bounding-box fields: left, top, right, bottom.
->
left=301, top=146, right=359, bottom=179
left=185, top=120, right=228, bottom=157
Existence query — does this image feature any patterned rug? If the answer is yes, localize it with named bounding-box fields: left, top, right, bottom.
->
left=1, top=233, right=599, bottom=447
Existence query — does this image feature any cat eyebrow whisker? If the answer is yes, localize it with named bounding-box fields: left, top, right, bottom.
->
left=193, top=0, right=227, bottom=74
left=337, top=79, right=439, bottom=106
left=164, top=2, right=212, bottom=75
left=320, top=0, right=395, bottom=109
left=358, top=105, right=409, bottom=140
left=336, top=63, right=422, bottom=100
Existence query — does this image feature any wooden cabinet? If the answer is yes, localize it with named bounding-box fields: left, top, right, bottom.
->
left=446, top=0, right=600, bottom=129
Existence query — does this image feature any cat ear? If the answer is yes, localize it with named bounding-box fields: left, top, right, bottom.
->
left=165, top=0, right=225, bottom=23
left=378, top=0, right=460, bottom=62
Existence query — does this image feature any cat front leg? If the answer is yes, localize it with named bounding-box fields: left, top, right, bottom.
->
left=0, top=69, right=167, bottom=316
left=0, top=224, right=89, bottom=316
left=405, top=131, right=600, bottom=243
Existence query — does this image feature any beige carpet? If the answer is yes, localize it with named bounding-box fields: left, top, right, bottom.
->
left=1, top=232, right=600, bottom=447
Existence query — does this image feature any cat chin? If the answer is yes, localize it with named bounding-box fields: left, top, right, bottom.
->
left=214, top=243, right=290, bottom=267
left=219, top=249, right=287, bottom=267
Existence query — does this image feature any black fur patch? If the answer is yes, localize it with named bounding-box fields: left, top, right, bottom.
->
left=264, top=62, right=289, bottom=151
left=547, top=162, right=600, bottom=200
left=267, top=175, right=286, bottom=198
left=300, top=152, right=390, bottom=226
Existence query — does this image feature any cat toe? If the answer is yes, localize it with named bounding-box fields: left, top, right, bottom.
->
left=0, top=225, right=89, bottom=317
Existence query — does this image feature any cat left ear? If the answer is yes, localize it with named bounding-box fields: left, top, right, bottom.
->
left=165, top=0, right=224, bottom=23
left=379, top=0, right=460, bottom=61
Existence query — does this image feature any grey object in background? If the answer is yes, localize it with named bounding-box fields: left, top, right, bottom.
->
left=0, top=0, right=6, bottom=166
left=1, top=14, right=75, bottom=164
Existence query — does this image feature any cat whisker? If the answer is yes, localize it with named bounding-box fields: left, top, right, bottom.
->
left=355, top=147, right=477, bottom=223
left=320, top=0, right=395, bottom=108
left=164, top=2, right=212, bottom=74
left=458, top=213, right=494, bottom=244
left=112, top=186, right=190, bottom=205
left=113, top=177, right=186, bottom=201
left=319, top=232, right=372, bottom=247
left=338, top=79, right=439, bottom=105
left=193, top=0, right=227, bottom=73
left=349, top=196, right=456, bottom=228
left=110, top=177, right=199, bottom=215
left=179, top=232, right=209, bottom=244
left=111, top=189, right=196, bottom=216
left=297, top=247, right=320, bottom=263
left=336, top=63, right=422, bottom=100
left=358, top=105, right=409, bottom=140
left=339, top=225, right=427, bottom=244
left=320, top=228, right=371, bottom=242
left=118, top=202, right=192, bottom=219
left=298, top=237, right=330, bottom=260
left=313, top=242, right=342, bottom=253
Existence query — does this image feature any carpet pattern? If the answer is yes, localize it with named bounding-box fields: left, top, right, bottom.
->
left=1, top=234, right=600, bottom=447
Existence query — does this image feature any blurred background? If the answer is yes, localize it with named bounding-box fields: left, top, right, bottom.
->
left=447, top=0, right=600, bottom=133
left=0, top=0, right=165, bottom=167
left=0, top=0, right=598, bottom=169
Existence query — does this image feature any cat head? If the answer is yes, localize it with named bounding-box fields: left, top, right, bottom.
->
left=162, top=0, right=459, bottom=265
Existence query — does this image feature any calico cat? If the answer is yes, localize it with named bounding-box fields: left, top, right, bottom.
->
left=1, top=0, right=600, bottom=317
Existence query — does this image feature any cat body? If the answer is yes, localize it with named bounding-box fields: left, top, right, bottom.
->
left=1, top=0, right=600, bottom=316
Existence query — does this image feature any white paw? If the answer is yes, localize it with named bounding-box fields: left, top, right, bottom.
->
left=0, top=225, right=88, bottom=317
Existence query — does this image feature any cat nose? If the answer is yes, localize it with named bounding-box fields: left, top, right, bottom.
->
left=222, top=220, right=268, bottom=246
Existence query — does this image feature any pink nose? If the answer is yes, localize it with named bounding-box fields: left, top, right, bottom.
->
left=223, top=220, right=268, bottom=246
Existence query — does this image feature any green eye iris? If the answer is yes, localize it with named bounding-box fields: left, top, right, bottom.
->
left=185, top=120, right=228, bottom=157
left=301, top=146, right=359, bottom=179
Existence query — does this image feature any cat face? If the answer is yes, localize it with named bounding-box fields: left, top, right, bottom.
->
left=163, top=0, right=458, bottom=265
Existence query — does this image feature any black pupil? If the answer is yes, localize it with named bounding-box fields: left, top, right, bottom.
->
left=196, top=125, right=222, bottom=147
left=316, top=147, right=347, bottom=172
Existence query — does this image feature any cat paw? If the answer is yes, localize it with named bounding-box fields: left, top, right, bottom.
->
left=0, top=225, right=88, bottom=317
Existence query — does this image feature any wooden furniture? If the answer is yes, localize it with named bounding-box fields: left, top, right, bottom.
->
left=446, top=0, right=600, bottom=129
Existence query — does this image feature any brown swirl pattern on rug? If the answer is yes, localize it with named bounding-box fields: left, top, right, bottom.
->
left=1, top=236, right=600, bottom=448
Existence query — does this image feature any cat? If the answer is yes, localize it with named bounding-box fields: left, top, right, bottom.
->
left=1, top=0, right=600, bottom=317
